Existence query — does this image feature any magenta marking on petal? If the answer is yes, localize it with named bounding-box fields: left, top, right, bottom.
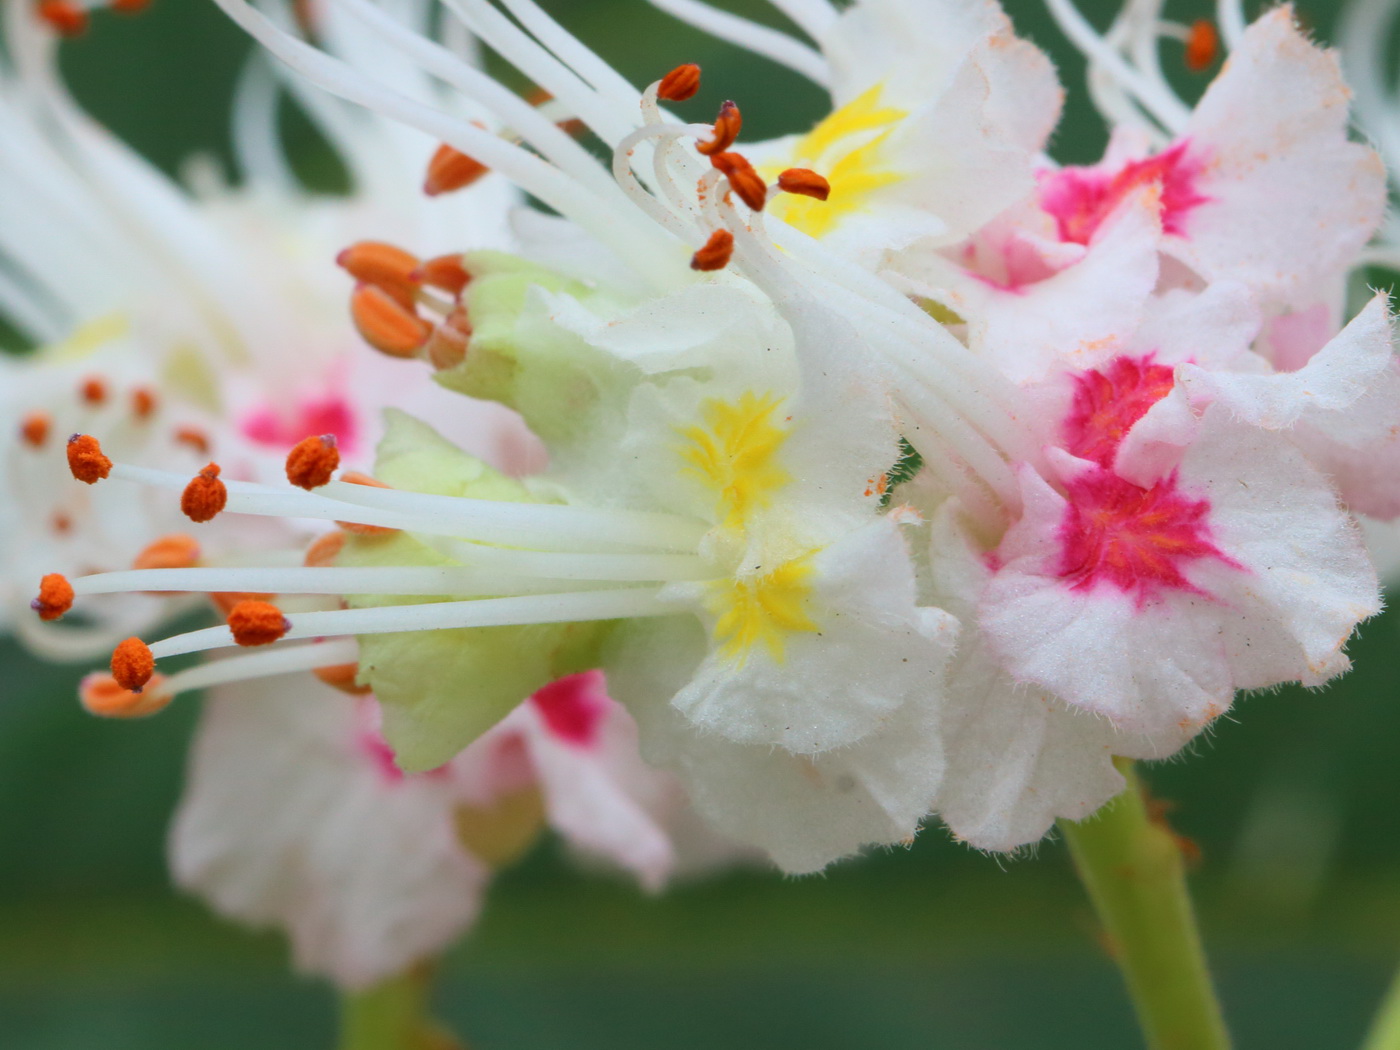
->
left=1063, top=354, right=1177, bottom=467
left=530, top=670, right=609, bottom=748
left=240, top=394, right=360, bottom=455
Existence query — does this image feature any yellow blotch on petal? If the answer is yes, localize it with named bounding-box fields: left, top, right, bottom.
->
left=678, top=392, right=791, bottom=529
left=767, top=83, right=908, bottom=240
left=707, top=557, right=819, bottom=665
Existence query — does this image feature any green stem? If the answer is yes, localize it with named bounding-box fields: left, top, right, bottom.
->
left=1361, top=962, right=1400, bottom=1050
left=339, top=965, right=462, bottom=1050
left=1059, top=760, right=1232, bottom=1050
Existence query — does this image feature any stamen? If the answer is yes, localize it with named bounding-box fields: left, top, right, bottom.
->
left=313, top=662, right=373, bottom=695
left=710, top=152, right=767, bottom=211
left=305, top=530, right=347, bottom=567
left=336, top=241, right=421, bottom=307
left=691, top=229, right=735, bottom=271
left=285, top=434, right=340, bottom=490
left=182, top=463, right=228, bottom=523
left=777, top=167, right=830, bottom=201
left=67, top=434, right=113, bottom=484
left=112, top=637, right=155, bottom=692
left=350, top=284, right=434, bottom=358
left=31, top=574, right=74, bottom=621
left=696, top=101, right=741, bottom=156
left=131, top=388, right=158, bottom=420
left=20, top=410, right=51, bottom=448
left=657, top=63, right=701, bottom=102
left=80, top=377, right=108, bottom=406
left=210, top=591, right=275, bottom=617
left=424, top=308, right=472, bottom=371
left=336, top=472, right=398, bottom=536
left=80, top=673, right=172, bottom=719
left=414, top=255, right=471, bottom=297
left=174, top=426, right=211, bottom=455
left=133, top=534, right=201, bottom=571
left=424, top=143, right=490, bottom=196
left=227, top=599, right=292, bottom=646
left=36, top=0, right=88, bottom=36
left=1185, top=19, right=1219, bottom=71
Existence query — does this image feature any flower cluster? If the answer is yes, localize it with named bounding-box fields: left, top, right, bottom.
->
left=24, top=0, right=1399, bottom=884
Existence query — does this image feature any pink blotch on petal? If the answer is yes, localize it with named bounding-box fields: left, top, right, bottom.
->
left=1040, top=141, right=1212, bottom=246
left=962, top=231, right=1065, bottom=293
left=1063, top=354, right=1176, bottom=467
left=1056, top=468, right=1240, bottom=606
left=241, top=394, right=360, bottom=455
left=530, top=671, right=609, bottom=748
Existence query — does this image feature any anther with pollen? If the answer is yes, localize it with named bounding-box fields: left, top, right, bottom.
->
left=414, top=255, right=471, bottom=297
left=20, top=410, right=51, bottom=447
left=80, top=673, right=171, bottom=719
left=111, top=637, right=155, bottom=692
left=336, top=472, right=399, bottom=536
left=80, top=376, right=108, bottom=406
left=691, top=230, right=736, bottom=272
left=313, top=662, right=373, bottom=695
left=174, top=426, right=211, bottom=455
left=181, top=463, right=228, bottom=523
left=425, top=307, right=472, bottom=371
left=337, top=241, right=421, bottom=308
left=778, top=168, right=831, bottom=201
left=710, top=152, right=767, bottom=211
left=657, top=63, right=701, bottom=102
left=424, top=143, right=489, bottom=197
left=304, top=529, right=347, bottom=567
left=130, top=387, right=158, bottom=420
left=227, top=599, right=292, bottom=647
left=1185, top=19, right=1219, bottom=71
left=36, top=0, right=87, bottom=36
left=697, top=101, right=742, bottom=156
left=133, top=534, right=201, bottom=571
left=67, top=434, right=113, bottom=484
left=31, top=574, right=74, bottom=621
left=286, top=433, right=340, bottom=490
left=350, top=284, right=434, bottom=358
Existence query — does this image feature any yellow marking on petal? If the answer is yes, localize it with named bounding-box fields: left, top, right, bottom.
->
left=707, top=556, right=819, bottom=664
left=44, top=313, right=129, bottom=362
left=767, top=83, right=908, bottom=240
left=678, top=392, right=791, bottom=530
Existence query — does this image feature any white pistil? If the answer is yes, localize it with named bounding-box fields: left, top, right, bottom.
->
left=1215, top=0, right=1247, bottom=50
left=159, top=639, right=361, bottom=697
left=148, top=587, right=675, bottom=659
left=612, top=123, right=714, bottom=240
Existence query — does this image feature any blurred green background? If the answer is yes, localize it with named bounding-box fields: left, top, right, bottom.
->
left=5, top=0, right=1400, bottom=1046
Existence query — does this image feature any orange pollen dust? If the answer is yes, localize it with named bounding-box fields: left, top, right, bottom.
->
left=425, top=307, right=471, bottom=372
left=174, top=426, right=211, bottom=455
left=32, top=573, right=75, bottom=621
left=657, top=63, right=701, bottom=102
left=313, top=662, right=373, bottom=695
left=424, top=143, right=489, bottom=197
left=414, top=254, right=471, bottom=297
left=36, top=0, right=88, bottom=36
left=1185, top=19, right=1219, bottom=71
left=130, top=387, right=158, bottom=420
left=304, top=529, right=347, bottom=567
left=227, top=599, right=291, bottom=647
left=67, top=434, right=113, bottom=484
left=133, top=533, right=201, bottom=571
left=697, top=101, right=742, bottom=156
left=20, top=410, right=51, bottom=447
left=350, top=284, right=434, bottom=359
left=710, top=152, right=767, bottom=211
left=337, top=472, right=399, bottom=536
left=286, top=433, right=340, bottom=490
left=778, top=167, right=831, bottom=201
left=337, top=241, right=421, bottom=309
left=111, top=637, right=156, bottom=692
left=80, top=376, right=108, bottom=405
left=691, top=229, right=735, bottom=272
left=80, top=672, right=171, bottom=719
left=181, top=463, right=228, bottom=523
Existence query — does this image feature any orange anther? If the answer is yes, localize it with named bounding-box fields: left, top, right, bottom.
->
left=304, top=529, right=347, bottom=567
left=131, top=387, right=158, bottom=420
left=414, top=254, right=471, bottom=297
left=424, top=143, right=489, bottom=197
left=32, top=573, right=74, bottom=621
left=80, top=672, right=171, bottom=718
left=350, top=284, right=434, bottom=359
left=109, top=0, right=152, bottom=14
left=133, top=533, right=201, bottom=571
left=67, top=434, right=112, bottom=484
left=336, top=241, right=421, bottom=308
left=690, top=229, right=735, bottom=272
left=1185, top=19, right=1219, bottom=71
left=174, top=426, right=210, bottom=455
left=657, top=63, right=701, bottom=102
left=710, top=152, right=767, bottom=211
left=425, top=307, right=471, bottom=371
left=51, top=512, right=72, bottom=535
left=209, top=591, right=274, bottom=617
left=337, top=472, right=398, bottom=536
left=181, top=463, right=228, bottom=523
left=313, top=662, right=373, bottom=695
left=36, top=0, right=88, bottom=35
left=20, top=410, right=51, bottom=447
left=227, top=599, right=291, bottom=646
left=80, top=376, right=108, bottom=405
left=778, top=167, right=830, bottom=201
left=286, top=433, right=340, bottom=490
left=111, top=637, right=155, bottom=692
left=696, top=101, right=741, bottom=156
